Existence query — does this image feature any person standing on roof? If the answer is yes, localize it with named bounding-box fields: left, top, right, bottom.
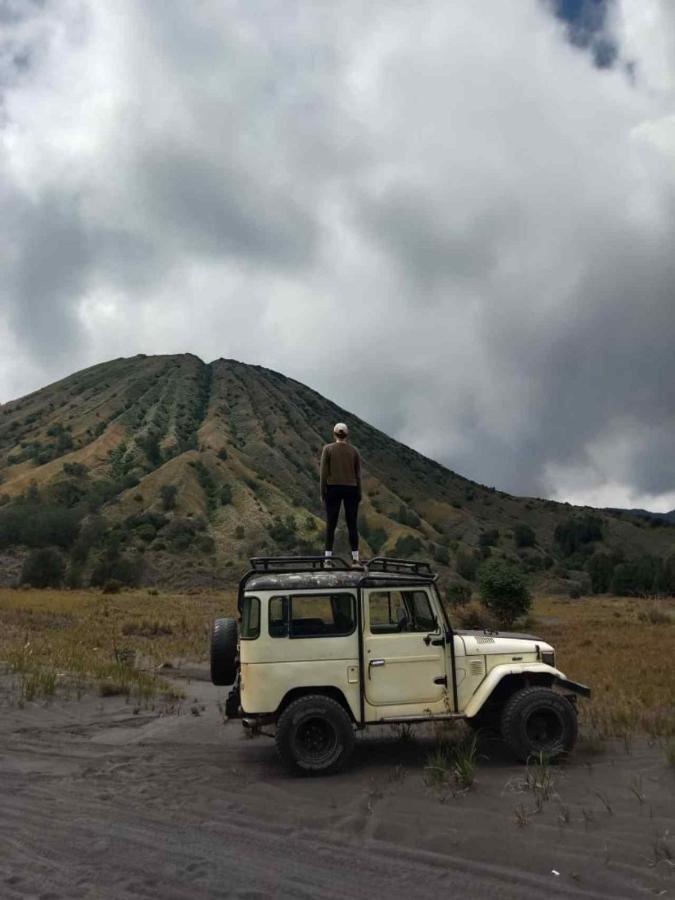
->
left=320, top=422, right=362, bottom=565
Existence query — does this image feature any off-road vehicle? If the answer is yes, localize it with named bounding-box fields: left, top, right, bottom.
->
left=211, top=556, right=590, bottom=774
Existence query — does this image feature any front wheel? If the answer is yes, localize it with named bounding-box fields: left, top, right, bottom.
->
left=501, top=686, right=577, bottom=762
left=275, top=695, right=355, bottom=775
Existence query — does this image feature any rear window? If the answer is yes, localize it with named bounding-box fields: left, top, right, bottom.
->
left=269, top=593, right=356, bottom=638
left=240, top=596, right=260, bottom=640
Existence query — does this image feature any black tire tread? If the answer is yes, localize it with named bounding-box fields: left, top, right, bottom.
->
left=275, top=694, right=355, bottom=775
left=501, top=686, right=577, bottom=763
left=210, top=617, right=238, bottom=686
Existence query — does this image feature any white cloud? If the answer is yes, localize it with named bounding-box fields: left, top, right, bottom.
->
left=1, top=0, right=675, bottom=509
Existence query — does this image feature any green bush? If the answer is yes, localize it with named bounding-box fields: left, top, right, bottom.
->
left=478, top=528, right=499, bottom=549
left=446, top=582, right=471, bottom=606
left=586, top=551, right=615, bottom=593
left=554, top=515, right=604, bottom=557
left=393, top=534, right=422, bottom=557
left=367, top=528, right=387, bottom=554
left=90, top=553, right=144, bottom=588
left=456, top=549, right=480, bottom=581
left=220, top=485, right=233, bottom=505
left=478, top=559, right=531, bottom=627
left=433, top=544, right=450, bottom=565
left=513, top=523, right=536, bottom=548
left=20, top=548, right=66, bottom=588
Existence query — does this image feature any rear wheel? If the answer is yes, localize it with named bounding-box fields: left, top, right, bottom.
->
left=501, top=686, right=577, bottom=762
left=276, top=695, right=355, bottom=774
left=210, top=617, right=238, bottom=686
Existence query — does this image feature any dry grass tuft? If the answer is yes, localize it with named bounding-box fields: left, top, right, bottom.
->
left=533, top=595, right=675, bottom=738
left=0, top=587, right=236, bottom=705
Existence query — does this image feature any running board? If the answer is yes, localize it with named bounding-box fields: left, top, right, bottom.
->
left=377, top=713, right=466, bottom=723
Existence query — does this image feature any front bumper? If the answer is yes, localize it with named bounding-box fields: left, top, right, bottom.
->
left=554, top=676, right=591, bottom=698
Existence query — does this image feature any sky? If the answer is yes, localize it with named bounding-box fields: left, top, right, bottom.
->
left=1, top=0, right=675, bottom=511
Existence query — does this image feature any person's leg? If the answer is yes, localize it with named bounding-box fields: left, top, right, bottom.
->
left=324, top=486, right=341, bottom=554
left=343, top=487, right=360, bottom=560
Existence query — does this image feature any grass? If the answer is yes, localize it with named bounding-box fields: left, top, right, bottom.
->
left=424, top=730, right=478, bottom=790
left=532, top=595, right=675, bottom=739
left=0, top=587, right=237, bottom=705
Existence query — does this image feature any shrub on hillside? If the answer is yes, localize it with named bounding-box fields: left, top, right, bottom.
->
left=160, top=484, right=178, bottom=512
left=445, top=582, right=471, bottom=606
left=90, top=553, right=144, bottom=588
left=513, top=523, right=536, bottom=548
left=433, top=543, right=450, bottom=565
left=554, top=515, right=604, bottom=557
left=586, top=551, right=615, bottom=593
left=20, top=547, right=66, bottom=588
left=478, top=559, right=531, bottom=628
left=456, top=549, right=480, bottom=581
left=0, top=502, right=82, bottom=549
left=220, top=485, right=233, bottom=505
left=367, top=528, right=387, bottom=555
left=478, top=528, right=499, bottom=550
left=395, top=505, right=421, bottom=528
left=393, top=534, right=422, bottom=557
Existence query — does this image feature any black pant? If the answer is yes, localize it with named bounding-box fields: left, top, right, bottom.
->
left=324, top=485, right=360, bottom=552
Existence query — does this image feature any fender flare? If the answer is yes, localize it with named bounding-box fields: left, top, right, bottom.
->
left=463, top=663, right=590, bottom=719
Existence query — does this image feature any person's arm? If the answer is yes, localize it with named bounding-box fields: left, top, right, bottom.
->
left=320, top=446, right=329, bottom=500
left=354, top=448, right=362, bottom=500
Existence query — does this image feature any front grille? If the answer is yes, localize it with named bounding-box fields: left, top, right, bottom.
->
left=541, top=650, right=555, bottom=668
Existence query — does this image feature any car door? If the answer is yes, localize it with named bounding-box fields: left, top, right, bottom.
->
left=363, top=586, right=447, bottom=713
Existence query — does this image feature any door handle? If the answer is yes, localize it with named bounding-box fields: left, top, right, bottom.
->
left=368, top=659, right=385, bottom=679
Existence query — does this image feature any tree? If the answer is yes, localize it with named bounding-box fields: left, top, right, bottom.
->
left=513, top=523, right=536, bottom=548
left=586, top=551, right=614, bottom=593
left=479, top=559, right=531, bottom=627
left=21, top=548, right=66, bottom=588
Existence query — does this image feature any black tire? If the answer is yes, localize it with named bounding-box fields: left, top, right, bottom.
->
left=210, top=617, right=238, bottom=686
left=275, top=695, right=355, bottom=775
left=501, top=686, right=577, bottom=762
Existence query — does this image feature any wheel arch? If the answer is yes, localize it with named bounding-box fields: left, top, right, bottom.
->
left=276, top=686, right=357, bottom=723
left=464, top=664, right=563, bottom=719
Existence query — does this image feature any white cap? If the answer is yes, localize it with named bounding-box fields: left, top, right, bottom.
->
left=333, top=422, right=348, bottom=436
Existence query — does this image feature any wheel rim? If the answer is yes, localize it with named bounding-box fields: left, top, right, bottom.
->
left=294, top=716, right=338, bottom=764
left=525, top=707, right=564, bottom=750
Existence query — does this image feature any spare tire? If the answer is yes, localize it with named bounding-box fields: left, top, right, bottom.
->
left=210, top=617, right=238, bottom=685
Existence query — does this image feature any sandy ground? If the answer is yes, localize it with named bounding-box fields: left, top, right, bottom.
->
left=0, top=668, right=673, bottom=900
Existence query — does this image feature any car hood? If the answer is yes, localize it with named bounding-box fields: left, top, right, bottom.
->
left=455, top=629, right=553, bottom=656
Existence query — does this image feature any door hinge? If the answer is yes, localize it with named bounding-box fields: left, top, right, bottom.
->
left=433, top=675, right=448, bottom=686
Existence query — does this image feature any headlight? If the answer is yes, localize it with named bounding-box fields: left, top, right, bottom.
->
left=541, top=650, right=555, bottom=668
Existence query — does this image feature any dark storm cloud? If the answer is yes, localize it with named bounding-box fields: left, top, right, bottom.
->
left=1, top=0, right=675, bottom=510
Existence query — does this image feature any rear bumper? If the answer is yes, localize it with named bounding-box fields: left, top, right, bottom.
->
left=554, top=676, right=591, bottom=698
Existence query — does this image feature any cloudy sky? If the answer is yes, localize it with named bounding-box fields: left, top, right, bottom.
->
left=2, top=0, right=675, bottom=511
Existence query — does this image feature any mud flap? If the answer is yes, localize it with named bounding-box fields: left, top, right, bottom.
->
left=225, top=672, right=241, bottom=719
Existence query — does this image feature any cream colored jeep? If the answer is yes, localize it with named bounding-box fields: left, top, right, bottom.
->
left=211, top=557, right=590, bottom=774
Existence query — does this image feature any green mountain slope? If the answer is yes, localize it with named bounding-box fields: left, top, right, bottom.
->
left=1, top=354, right=673, bottom=590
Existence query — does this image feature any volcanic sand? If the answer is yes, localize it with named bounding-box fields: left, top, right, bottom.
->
left=0, top=667, right=672, bottom=900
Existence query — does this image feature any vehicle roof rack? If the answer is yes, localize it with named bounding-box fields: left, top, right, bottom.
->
left=366, top=557, right=436, bottom=579
left=249, top=555, right=351, bottom=572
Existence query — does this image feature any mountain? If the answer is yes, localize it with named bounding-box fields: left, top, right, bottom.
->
left=1, top=354, right=673, bottom=590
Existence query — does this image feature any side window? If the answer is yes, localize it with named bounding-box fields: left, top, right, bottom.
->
left=404, top=590, right=437, bottom=632
left=269, top=594, right=355, bottom=637
left=269, top=596, right=288, bottom=637
left=369, top=590, right=437, bottom=633
left=369, top=591, right=402, bottom=633
left=240, top=596, right=260, bottom=640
